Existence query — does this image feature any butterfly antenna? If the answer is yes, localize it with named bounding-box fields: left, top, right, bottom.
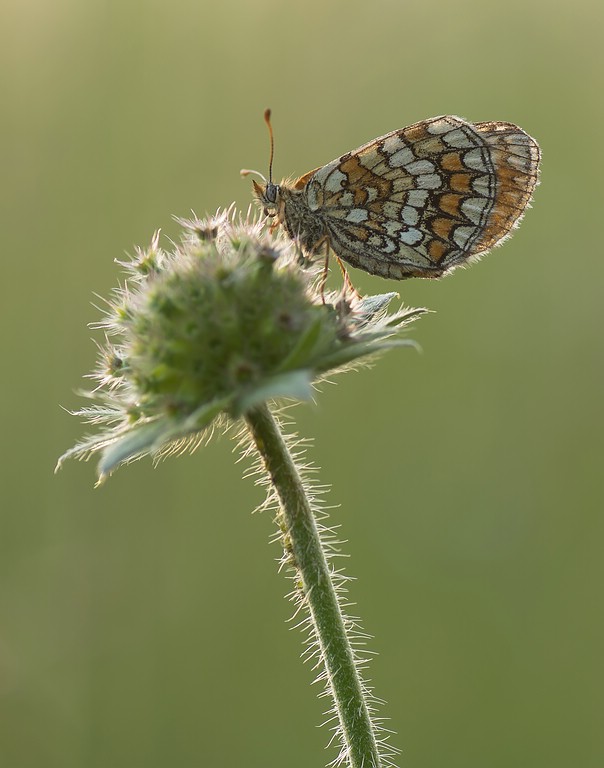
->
left=240, top=109, right=275, bottom=184
left=264, top=108, right=275, bottom=185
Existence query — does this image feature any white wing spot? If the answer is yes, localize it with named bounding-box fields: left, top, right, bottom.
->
left=406, top=159, right=436, bottom=175
left=388, top=146, right=415, bottom=167
left=453, top=225, right=477, bottom=248
left=462, top=148, right=489, bottom=171
left=461, top=197, right=489, bottom=225
left=471, top=175, right=491, bottom=196
left=401, top=206, right=419, bottom=225
left=407, top=189, right=429, bottom=207
left=443, top=129, right=475, bottom=149
left=417, top=174, right=442, bottom=190
left=400, top=227, right=423, bottom=245
left=324, top=168, right=347, bottom=193
left=426, top=118, right=453, bottom=136
left=306, top=182, right=321, bottom=211
left=381, top=237, right=397, bottom=254
left=346, top=208, right=369, bottom=223
left=382, top=135, right=406, bottom=153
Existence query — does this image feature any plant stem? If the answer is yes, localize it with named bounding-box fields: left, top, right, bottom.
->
left=244, top=403, right=382, bottom=768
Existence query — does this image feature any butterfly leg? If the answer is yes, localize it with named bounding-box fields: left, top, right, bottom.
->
left=267, top=216, right=279, bottom=235
left=318, top=238, right=330, bottom=304
left=334, top=255, right=363, bottom=300
left=314, top=239, right=362, bottom=303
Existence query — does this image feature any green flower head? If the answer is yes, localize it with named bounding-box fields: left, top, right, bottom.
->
left=57, top=209, right=425, bottom=483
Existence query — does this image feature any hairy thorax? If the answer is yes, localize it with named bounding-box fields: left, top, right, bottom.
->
left=278, top=184, right=329, bottom=255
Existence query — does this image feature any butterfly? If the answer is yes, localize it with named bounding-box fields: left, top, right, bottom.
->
left=243, top=110, right=540, bottom=281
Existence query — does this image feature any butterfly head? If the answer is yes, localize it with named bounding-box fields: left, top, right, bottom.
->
left=251, top=178, right=280, bottom=216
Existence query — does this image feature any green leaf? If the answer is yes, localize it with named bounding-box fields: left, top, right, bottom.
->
left=315, top=338, right=420, bottom=373
left=275, top=316, right=325, bottom=373
left=233, top=370, right=314, bottom=414
left=97, top=421, right=169, bottom=480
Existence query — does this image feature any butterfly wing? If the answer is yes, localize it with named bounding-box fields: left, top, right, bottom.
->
left=303, top=115, right=540, bottom=279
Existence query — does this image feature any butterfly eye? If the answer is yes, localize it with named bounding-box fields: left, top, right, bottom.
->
left=265, top=182, right=279, bottom=205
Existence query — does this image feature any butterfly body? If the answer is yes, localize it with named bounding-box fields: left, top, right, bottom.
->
left=252, top=115, right=540, bottom=280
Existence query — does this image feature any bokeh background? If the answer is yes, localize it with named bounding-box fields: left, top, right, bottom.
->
left=2, top=0, right=603, bottom=766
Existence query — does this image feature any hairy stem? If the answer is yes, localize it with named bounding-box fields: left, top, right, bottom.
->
left=244, top=403, right=382, bottom=768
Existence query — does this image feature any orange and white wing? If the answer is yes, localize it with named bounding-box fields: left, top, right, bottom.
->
left=301, top=116, right=540, bottom=279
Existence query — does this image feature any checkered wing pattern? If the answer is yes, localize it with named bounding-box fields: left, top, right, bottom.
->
left=298, top=116, right=540, bottom=279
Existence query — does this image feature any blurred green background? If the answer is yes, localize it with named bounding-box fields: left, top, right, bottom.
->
left=2, top=0, right=603, bottom=766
